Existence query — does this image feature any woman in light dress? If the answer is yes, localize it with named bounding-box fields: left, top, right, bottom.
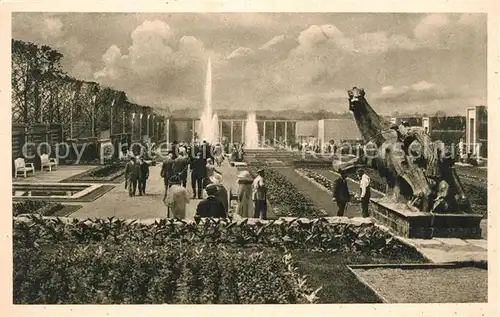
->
left=235, top=170, right=254, bottom=218
left=214, top=143, right=225, bottom=167
left=165, top=175, right=190, bottom=219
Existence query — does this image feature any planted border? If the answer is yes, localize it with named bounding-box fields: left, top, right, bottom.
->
left=247, top=166, right=325, bottom=218
left=60, top=163, right=125, bottom=183
left=13, top=216, right=425, bottom=260
left=14, top=241, right=320, bottom=304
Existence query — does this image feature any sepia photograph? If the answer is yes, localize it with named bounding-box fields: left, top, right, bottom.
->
left=1, top=1, right=497, bottom=314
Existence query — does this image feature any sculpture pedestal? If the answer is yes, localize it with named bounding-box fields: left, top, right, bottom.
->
left=370, top=198, right=483, bottom=239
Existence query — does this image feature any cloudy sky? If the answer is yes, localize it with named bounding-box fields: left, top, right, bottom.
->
left=12, top=12, right=486, bottom=115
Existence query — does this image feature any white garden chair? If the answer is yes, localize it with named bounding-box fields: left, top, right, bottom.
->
left=14, top=157, right=35, bottom=178
left=40, top=154, right=58, bottom=171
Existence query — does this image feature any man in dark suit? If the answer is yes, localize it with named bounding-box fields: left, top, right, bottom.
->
left=138, top=157, right=149, bottom=195
left=125, top=156, right=142, bottom=197
left=332, top=169, right=351, bottom=216
left=172, top=150, right=189, bottom=187
left=160, top=153, right=175, bottom=200
left=190, top=151, right=207, bottom=199
left=195, top=184, right=227, bottom=218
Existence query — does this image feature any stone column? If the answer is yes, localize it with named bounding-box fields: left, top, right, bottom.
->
left=147, top=114, right=150, bottom=138
left=284, top=121, right=288, bottom=145
left=263, top=120, right=266, bottom=145
left=230, top=120, right=234, bottom=144
left=273, top=121, right=277, bottom=146
left=241, top=120, right=245, bottom=144
left=166, top=118, right=170, bottom=143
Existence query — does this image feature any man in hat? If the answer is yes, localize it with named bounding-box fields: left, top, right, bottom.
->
left=252, top=168, right=268, bottom=219
left=190, top=151, right=207, bottom=199
left=209, top=173, right=229, bottom=216
left=332, top=169, right=351, bottom=216
left=160, top=153, right=175, bottom=200
left=124, top=156, right=142, bottom=197
left=165, top=175, right=190, bottom=219
left=195, top=184, right=226, bottom=218
left=172, top=148, right=189, bottom=187
left=138, top=156, right=150, bottom=196
left=355, top=169, right=371, bottom=217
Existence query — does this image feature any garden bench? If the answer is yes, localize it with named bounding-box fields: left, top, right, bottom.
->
left=41, top=154, right=58, bottom=171
left=14, top=158, right=35, bottom=178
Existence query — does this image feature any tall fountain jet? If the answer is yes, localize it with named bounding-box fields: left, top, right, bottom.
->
left=198, top=58, right=219, bottom=143
left=245, top=112, right=260, bottom=148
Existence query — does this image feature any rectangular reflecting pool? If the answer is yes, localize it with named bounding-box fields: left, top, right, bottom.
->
left=12, top=183, right=114, bottom=203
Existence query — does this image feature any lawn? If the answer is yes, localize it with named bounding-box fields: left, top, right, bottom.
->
left=292, top=250, right=426, bottom=303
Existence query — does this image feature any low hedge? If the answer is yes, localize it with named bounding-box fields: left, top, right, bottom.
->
left=13, top=216, right=424, bottom=260
left=14, top=241, right=318, bottom=304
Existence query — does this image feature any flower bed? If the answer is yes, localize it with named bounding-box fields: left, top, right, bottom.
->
left=60, top=162, right=125, bottom=183
left=14, top=242, right=317, bottom=304
left=13, top=201, right=64, bottom=217
left=14, top=216, right=424, bottom=260
left=247, top=166, right=325, bottom=218
left=296, top=168, right=335, bottom=190
left=13, top=201, right=82, bottom=217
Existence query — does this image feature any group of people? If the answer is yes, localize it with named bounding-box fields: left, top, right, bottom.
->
left=331, top=168, right=371, bottom=218
left=124, top=139, right=373, bottom=219
left=124, top=156, right=150, bottom=196
left=157, top=140, right=268, bottom=220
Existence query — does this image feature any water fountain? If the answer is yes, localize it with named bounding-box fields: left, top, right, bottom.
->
left=244, top=112, right=260, bottom=149
left=198, top=58, right=219, bottom=144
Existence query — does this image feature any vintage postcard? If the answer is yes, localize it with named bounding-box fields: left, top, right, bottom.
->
left=0, top=0, right=498, bottom=316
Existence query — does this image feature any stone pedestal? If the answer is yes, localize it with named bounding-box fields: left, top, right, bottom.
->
left=370, top=198, right=482, bottom=239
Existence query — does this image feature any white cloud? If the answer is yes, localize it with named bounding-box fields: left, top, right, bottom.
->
left=56, top=36, right=83, bottom=58
left=227, top=47, right=254, bottom=59
left=376, top=81, right=453, bottom=102
left=71, top=61, right=93, bottom=80
left=259, top=35, right=286, bottom=50
left=40, top=17, right=65, bottom=40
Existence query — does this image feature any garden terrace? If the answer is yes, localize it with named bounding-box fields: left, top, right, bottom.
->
left=13, top=216, right=426, bottom=304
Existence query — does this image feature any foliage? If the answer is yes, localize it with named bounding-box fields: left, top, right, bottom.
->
left=11, top=39, right=165, bottom=138
left=246, top=166, right=324, bottom=218
left=14, top=238, right=319, bottom=304
left=12, top=201, right=63, bottom=217
left=13, top=216, right=424, bottom=260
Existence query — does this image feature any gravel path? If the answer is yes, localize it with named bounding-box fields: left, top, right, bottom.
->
left=353, top=267, right=487, bottom=303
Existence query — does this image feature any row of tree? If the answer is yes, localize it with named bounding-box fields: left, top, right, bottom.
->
left=11, top=39, right=166, bottom=140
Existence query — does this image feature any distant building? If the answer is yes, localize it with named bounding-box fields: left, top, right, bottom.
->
left=466, top=106, right=487, bottom=158
left=318, top=118, right=361, bottom=147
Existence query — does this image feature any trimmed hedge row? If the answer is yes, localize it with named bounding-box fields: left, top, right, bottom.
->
left=14, top=216, right=424, bottom=259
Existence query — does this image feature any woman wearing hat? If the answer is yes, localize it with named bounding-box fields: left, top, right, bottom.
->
left=204, top=158, right=222, bottom=187
left=236, top=170, right=254, bottom=218
left=209, top=173, right=229, bottom=215
left=164, top=175, right=190, bottom=219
